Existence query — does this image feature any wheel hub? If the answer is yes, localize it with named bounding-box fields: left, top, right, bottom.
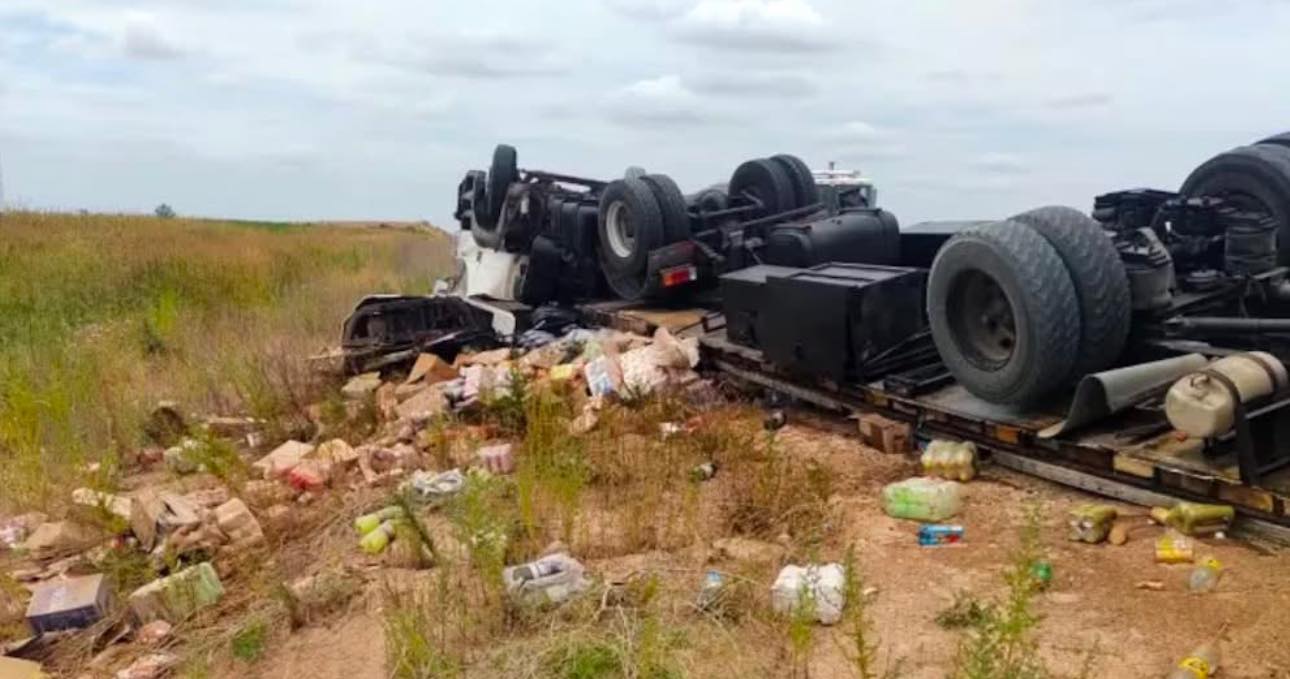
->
left=605, top=200, right=636, bottom=259
left=948, top=270, right=1017, bottom=369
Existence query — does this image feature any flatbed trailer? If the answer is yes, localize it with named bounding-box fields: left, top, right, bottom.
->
left=574, top=299, right=1290, bottom=535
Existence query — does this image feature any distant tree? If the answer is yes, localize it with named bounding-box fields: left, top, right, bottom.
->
left=154, top=203, right=176, bottom=219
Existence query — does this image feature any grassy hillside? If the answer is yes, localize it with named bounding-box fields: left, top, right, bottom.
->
left=0, top=211, right=455, bottom=511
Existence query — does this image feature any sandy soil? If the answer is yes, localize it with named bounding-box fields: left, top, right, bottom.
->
left=229, top=417, right=1290, bottom=679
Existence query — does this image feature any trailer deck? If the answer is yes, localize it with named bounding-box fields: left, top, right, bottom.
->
left=577, top=299, right=1290, bottom=531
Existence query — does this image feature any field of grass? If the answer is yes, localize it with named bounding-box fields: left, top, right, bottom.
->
left=0, top=211, right=455, bottom=512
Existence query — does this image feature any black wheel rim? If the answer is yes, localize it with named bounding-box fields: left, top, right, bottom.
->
left=947, top=270, right=1016, bottom=370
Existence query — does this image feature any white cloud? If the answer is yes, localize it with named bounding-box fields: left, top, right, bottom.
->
left=121, top=12, right=184, bottom=60
left=674, top=0, right=836, bottom=52
left=4, top=0, right=1290, bottom=225
left=606, top=75, right=709, bottom=126
left=605, top=0, right=694, bottom=21
left=972, top=152, right=1028, bottom=175
left=687, top=70, right=817, bottom=97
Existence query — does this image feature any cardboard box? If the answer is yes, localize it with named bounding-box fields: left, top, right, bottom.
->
left=0, top=657, right=46, bottom=679
left=128, top=562, right=223, bottom=624
left=857, top=413, right=911, bottom=455
left=25, top=573, right=112, bottom=634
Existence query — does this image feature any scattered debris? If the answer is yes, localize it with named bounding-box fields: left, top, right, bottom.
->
left=341, top=371, right=383, bottom=400
left=356, top=506, right=405, bottom=555
left=0, top=513, right=47, bottom=551
left=241, top=480, right=296, bottom=509
left=584, top=355, right=622, bottom=398
left=502, top=553, right=591, bottom=606
left=458, top=347, right=511, bottom=367
left=695, top=570, right=727, bottom=611
left=129, top=490, right=167, bottom=552
left=920, top=439, right=977, bottom=481
left=202, top=415, right=261, bottom=439
left=395, top=386, right=449, bottom=422
left=0, top=657, right=44, bottom=679
left=881, top=477, right=963, bottom=522
left=568, top=400, right=601, bottom=435
left=406, top=352, right=459, bottom=385
left=135, top=620, right=173, bottom=645
left=284, top=569, right=361, bottom=625
left=1188, top=557, right=1223, bottom=593
left=213, top=498, right=264, bottom=546
left=163, top=439, right=203, bottom=475
left=1155, top=530, right=1196, bottom=564
left=1156, top=502, right=1235, bottom=536
left=115, top=652, right=179, bottom=679
left=771, top=563, right=847, bottom=625
left=476, top=443, right=515, bottom=474
left=1135, top=580, right=1165, bottom=591
left=1167, top=642, right=1220, bottom=679
left=128, top=562, right=224, bottom=624
left=1029, top=560, right=1053, bottom=590
left=20, top=521, right=100, bottom=556
left=1068, top=504, right=1119, bottom=544
left=71, top=488, right=133, bottom=522
left=918, top=524, right=965, bottom=546
left=252, top=440, right=315, bottom=479
left=690, top=461, right=717, bottom=482
left=404, top=469, right=466, bottom=505
left=375, top=381, right=399, bottom=420
left=1108, top=519, right=1133, bottom=546
left=25, top=573, right=111, bottom=633
left=857, top=412, right=911, bottom=455
left=183, top=487, right=230, bottom=509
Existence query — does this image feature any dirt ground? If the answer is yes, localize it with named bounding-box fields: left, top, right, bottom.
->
left=226, top=414, right=1290, bottom=679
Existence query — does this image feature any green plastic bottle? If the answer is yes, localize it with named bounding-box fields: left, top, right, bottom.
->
left=354, top=506, right=404, bottom=536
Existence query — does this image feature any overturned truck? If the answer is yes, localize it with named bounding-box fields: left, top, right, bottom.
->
left=346, top=132, right=1290, bottom=528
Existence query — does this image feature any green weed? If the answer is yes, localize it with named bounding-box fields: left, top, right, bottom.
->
left=948, top=504, right=1097, bottom=679
left=0, top=211, right=452, bottom=513
left=231, top=618, right=269, bottom=662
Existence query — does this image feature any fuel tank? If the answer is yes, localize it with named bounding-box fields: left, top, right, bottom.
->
left=762, top=208, right=900, bottom=268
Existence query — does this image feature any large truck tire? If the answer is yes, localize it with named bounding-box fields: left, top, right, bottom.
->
left=641, top=173, right=691, bottom=243
left=1009, top=206, right=1131, bottom=380
left=483, top=144, right=518, bottom=231
left=927, top=219, right=1081, bottom=407
left=1181, top=143, right=1290, bottom=264
left=597, top=177, right=665, bottom=281
left=729, top=158, right=795, bottom=218
left=693, top=188, right=729, bottom=214
left=1255, top=132, right=1290, bottom=150
left=770, top=154, right=819, bottom=208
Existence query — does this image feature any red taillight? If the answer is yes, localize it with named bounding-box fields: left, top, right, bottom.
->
left=660, top=265, right=697, bottom=288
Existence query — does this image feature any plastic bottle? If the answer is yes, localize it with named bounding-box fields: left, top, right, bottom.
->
left=1188, top=557, right=1223, bottom=593
left=359, top=519, right=397, bottom=554
left=881, top=477, right=963, bottom=522
left=920, top=440, right=977, bottom=482
left=918, top=524, right=964, bottom=546
left=354, top=506, right=404, bottom=536
left=1167, top=643, right=1220, bottom=679
left=1165, top=502, right=1235, bottom=536
left=696, top=570, right=726, bottom=610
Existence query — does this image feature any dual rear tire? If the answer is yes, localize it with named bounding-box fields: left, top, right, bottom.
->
left=597, top=173, right=692, bottom=300
left=928, top=208, right=1129, bottom=407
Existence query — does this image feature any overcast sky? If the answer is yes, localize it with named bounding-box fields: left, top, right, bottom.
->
left=3, top=0, right=1290, bottom=228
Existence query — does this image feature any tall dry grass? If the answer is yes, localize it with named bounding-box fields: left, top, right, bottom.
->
left=0, top=211, right=455, bottom=512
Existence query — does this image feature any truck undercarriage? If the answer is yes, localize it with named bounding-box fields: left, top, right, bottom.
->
left=343, top=131, right=1290, bottom=529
